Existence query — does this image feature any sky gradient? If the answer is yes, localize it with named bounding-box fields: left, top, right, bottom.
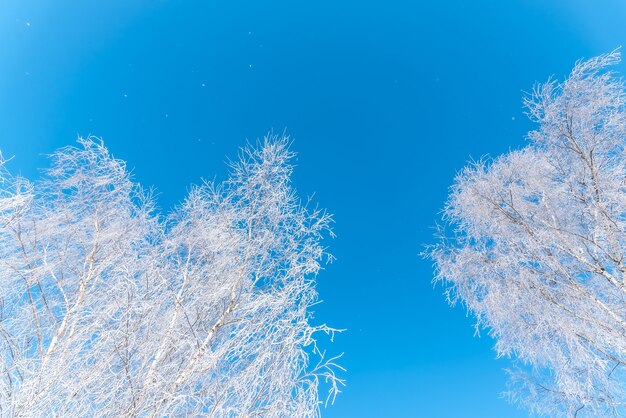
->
left=1, top=1, right=626, bottom=416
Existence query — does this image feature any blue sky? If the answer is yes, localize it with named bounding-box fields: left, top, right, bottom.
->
left=1, top=1, right=625, bottom=416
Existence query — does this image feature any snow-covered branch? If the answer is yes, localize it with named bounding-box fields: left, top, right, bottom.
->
left=0, top=135, right=342, bottom=417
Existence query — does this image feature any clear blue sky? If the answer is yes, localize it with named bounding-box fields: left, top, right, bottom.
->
left=1, top=1, right=625, bottom=416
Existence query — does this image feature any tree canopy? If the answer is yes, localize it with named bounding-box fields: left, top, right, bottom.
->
left=430, top=52, right=626, bottom=417
left=0, top=136, right=342, bottom=417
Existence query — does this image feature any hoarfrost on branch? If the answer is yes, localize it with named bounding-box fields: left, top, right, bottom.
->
left=0, top=135, right=342, bottom=417
left=430, top=52, right=626, bottom=417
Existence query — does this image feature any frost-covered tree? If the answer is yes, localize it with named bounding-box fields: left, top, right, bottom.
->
left=429, top=52, right=626, bottom=417
left=0, top=136, right=342, bottom=417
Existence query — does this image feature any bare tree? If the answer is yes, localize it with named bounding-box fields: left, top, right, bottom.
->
left=429, top=52, right=626, bottom=417
left=0, top=135, right=342, bottom=417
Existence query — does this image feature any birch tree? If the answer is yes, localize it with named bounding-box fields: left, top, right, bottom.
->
left=0, top=135, right=342, bottom=417
left=429, top=52, right=626, bottom=417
